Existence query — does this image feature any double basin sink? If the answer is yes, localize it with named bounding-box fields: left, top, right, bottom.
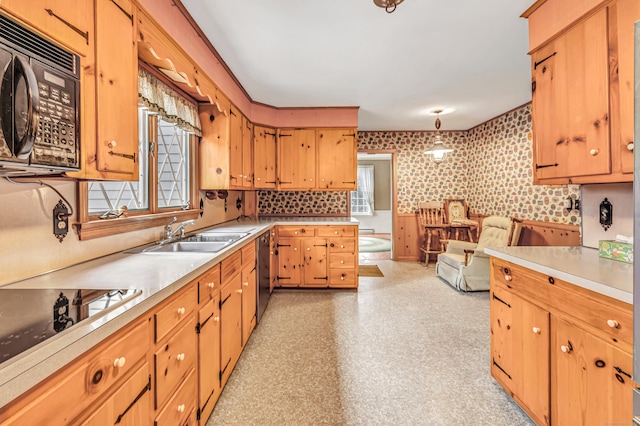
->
left=141, top=231, right=250, bottom=254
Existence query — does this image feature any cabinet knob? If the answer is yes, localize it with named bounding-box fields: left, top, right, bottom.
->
left=340, top=276, right=345, bottom=280
left=307, top=247, right=311, bottom=251
left=589, top=148, right=599, bottom=156
left=294, top=231, right=298, bottom=235
left=504, top=274, right=512, bottom=281
left=627, top=142, right=634, bottom=151
left=334, top=231, right=339, bottom=235
left=177, top=404, right=185, bottom=413
left=294, top=247, right=297, bottom=251
left=214, top=316, right=220, bottom=322
left=113, top=357, right=126, bottom=368
left=322, top=178, right=325, bottom=182
left=560, top=345, right=571, bottom=354
left=309, top=178, right=313, bottom=182
left=257, top=177, right=261, bottom=181
left=177, top=353, right=185, bottom=362
left=237, top=289, right=243, bottom=294
left=340, top=260, right=344, bottom=264
left=208, top=282, right=215, bottom=289
left=607, top=319, right=620, bottom=329
left=177, top=307, right=186, bottom=315
left=340, top=245, right=345, bottom=249
left=107, top=140, right=117, bottom=148
left=532, top=327, right=541, bottom=334
left=243, top=281, right=249, bottom=286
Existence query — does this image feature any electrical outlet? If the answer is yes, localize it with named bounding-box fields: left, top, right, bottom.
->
left=53, top=200, right=69, bottom=242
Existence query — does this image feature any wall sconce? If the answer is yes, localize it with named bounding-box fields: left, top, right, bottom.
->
left=424, top=109, right=454, bottom=165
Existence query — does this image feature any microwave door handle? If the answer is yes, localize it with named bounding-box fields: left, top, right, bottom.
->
left=13, top=56, right=39, bottom=159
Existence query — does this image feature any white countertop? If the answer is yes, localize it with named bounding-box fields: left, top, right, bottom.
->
left=484, top=246, right=633, bottom=304
left=0, top=216, right=357, bottom=407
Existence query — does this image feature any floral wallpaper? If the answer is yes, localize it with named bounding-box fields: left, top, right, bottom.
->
left=258, top=103, right=581, bottom=225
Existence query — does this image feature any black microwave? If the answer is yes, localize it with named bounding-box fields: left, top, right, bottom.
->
left=0, top=12, right=80, bottom=175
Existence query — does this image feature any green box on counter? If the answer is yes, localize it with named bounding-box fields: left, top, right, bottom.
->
left=598, top=240, right=633, bottom=264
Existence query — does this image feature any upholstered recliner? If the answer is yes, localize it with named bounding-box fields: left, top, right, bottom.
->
left=435, top=216, right=522, bottom=292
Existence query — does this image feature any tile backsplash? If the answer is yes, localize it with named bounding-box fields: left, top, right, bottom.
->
left=581, top=183, right=633, bottom=249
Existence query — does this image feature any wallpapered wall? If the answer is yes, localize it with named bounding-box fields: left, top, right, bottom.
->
left=258, top=103, right=581, bottom=225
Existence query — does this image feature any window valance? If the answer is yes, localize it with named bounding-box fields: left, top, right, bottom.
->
left=138, top=68, right=202, bottom=136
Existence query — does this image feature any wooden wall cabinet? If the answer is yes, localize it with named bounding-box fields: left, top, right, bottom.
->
left=316, top=129, right=357, bottom=190
left=489, top=257, right=633, bottom=425
left=253, top=125, right=278, bottom=189
left=199, top=100, right=231, bottom=190
left=277, top=129, right=316, bottom=190
left=0, top=0, right=92, bottom=56
left=526, top=0, right=640, bottom=184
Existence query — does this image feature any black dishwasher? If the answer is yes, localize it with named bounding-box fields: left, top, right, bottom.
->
left=256, top=230, right=271, bottom=323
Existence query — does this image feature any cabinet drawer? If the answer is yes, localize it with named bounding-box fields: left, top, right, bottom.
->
left=329, top=253, right=356, bottom=269
left=155, top=284, right=197, bottom=343
left=328, top=239, right=356, bottom=253
left=492, top=259, right=551, bottom=303
left=155, top=368, right=197, bottom=426
left=0, top=319, right=149, bottom=425
left=278, top=226, right=315, bottom=237
left=328, top=269, right=356, bottom=287
left=242, top=241, right=256, bottom=267
left=317, top=226, right=356, bottom=237
left=154, top=317, right=197, bottom=409
left=551, top=282, right=632, bottom=350
left=221, top=250, right=242, bottom=283
left=198, top=264, right=220, bottom=304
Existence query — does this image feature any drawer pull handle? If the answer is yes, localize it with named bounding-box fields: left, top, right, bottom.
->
left=208, top=282, right=215, bottom=289
left=532, top=327, right=541, bottom=334
left=177, top=353, right=185, bottom=362
left=177, top=307, right=186, bottom=315
left=607, top=319, right=620, bottom=329
left=177, top=404, right=185, bottom=413
left=504, top=274, right=512, bottom=281
left=113, top=357, right=126, bottom=368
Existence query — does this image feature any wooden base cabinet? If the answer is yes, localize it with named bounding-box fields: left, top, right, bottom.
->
left=489, top=257, right=632, bottom=425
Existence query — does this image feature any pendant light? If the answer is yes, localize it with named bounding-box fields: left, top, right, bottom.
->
left=424, top=109, right=454, bottom=165
left=373, top=0, right=404, bottom=13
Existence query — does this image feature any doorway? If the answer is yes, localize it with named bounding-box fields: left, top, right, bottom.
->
left=352, top=152, right=394, bottom=262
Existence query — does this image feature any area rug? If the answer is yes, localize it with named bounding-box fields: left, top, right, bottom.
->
left=359, top=264, right=384, bottom=277
left=358, top=236, right=392, bottom=253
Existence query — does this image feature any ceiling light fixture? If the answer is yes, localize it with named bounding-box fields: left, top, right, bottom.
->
left=373, top=0, right=404, bottom=13
left=424, top=109, right=454, bottom=165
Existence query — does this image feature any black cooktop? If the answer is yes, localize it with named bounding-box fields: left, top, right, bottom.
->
left=0, top=288, right=141, bottom=365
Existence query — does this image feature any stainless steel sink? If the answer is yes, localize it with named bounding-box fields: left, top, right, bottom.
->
left=142, top=241, right=230, bottom=253
left=183, top=232, right=249, bottom=243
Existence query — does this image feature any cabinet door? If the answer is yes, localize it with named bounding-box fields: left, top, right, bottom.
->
left=199, top=101, right=231, bottom=190
left=220, top=274, right=242, bottom=387
left=253, top=125, right=277, bottom=189
left=302, top=237, right=328, bottom=287
left=242, top=117, right=253, bottom=188
left=229, top=107, right=243, bottom=188
left=531, top=8, right=610, bottom=181
left=277, top=237, right=301, bottom=286
left=0, top=0, right=92, bottom=55
left=277, top=129, right=316, bottom=190
left=552, top=316, right=633, bottom=425
left=198, top=296, right=220, bottom=423
left=80, top=362, right=151, bottom=426
left=613, top=0, right=640, bottom=174
left=514, top=297, right=550, bottom=425
left=241, top=263, right=257, bottom=346
left=317, top=129, right=357, bottom=190
left=94, top=0, right=138, bottom=178
left=490, top=285, right=516, bottom=388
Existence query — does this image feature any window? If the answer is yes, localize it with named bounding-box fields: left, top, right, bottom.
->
left=351, top=165, right=374, bottom=216
left=79, top=68, right=201, bottom=239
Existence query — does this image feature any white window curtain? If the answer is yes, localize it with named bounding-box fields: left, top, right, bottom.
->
left=359, top=165, right=375, bottom=215
left=138, top=68, right=202, bottom=136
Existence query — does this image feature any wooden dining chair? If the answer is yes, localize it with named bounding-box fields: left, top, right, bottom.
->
left=418, top=202, right=449, bottom=267
left=443, top=198, right=478, bottom=243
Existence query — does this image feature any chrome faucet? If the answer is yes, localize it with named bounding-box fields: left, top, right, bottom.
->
left=161, top=217, right=196, bottom=243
